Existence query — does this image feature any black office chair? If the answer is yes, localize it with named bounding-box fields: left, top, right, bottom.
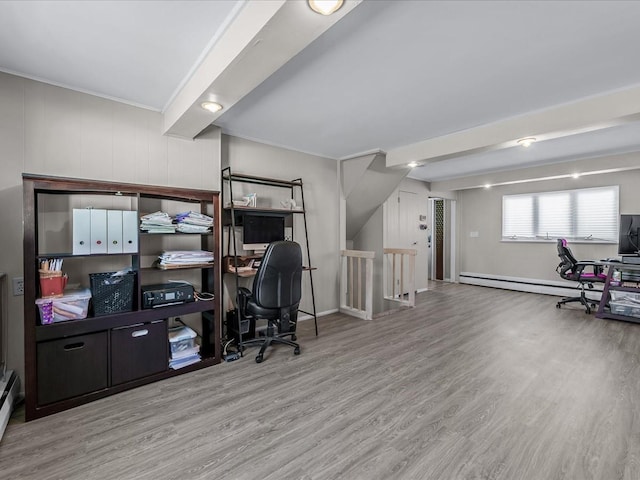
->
left=237, top=241, right=302, bottom=363
left=555, top=238, right=606, bottom=314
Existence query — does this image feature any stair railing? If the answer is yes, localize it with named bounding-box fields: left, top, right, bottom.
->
left=340, top=249, right=374, bottom=320
left=384, top=248, right=417, bottom=307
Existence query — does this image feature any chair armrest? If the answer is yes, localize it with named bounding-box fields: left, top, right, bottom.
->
left=574, top=261, right=605, bottom=277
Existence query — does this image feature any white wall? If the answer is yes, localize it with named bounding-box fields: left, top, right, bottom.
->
left=0, top=72, right=221, bottom=384
left=456, top=168, right=640, bottom=281
left=221, top=135, right=340, bottom=316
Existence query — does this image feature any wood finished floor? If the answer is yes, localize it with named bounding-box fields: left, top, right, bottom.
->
left=3, top=282, right=640, bottom=480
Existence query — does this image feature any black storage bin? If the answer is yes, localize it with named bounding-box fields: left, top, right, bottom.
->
left=37, top=332, right=108, bottom=405
left=90, top=271, right=136, bottom=316
left=111, top=320, right=168, bottom=385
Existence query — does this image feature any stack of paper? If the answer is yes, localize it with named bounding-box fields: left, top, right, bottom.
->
left=169, top=349, right=201, bottom=369
left=158, top=250, right=214, bottom=268
left=169, top=326, right=200, bottom=369
left=176, top=211, right=213, bottom=233
left=140, top=211, right=176, bottom=234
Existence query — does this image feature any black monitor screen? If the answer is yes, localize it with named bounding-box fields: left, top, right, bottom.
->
left=242, top=215, right=285, bottom=247
left=618, top=214, right=640, bottom=255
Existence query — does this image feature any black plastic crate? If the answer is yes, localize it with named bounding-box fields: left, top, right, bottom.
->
left=89, top=271, right=136, bottom=316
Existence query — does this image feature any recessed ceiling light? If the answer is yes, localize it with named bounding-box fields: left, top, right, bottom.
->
left=572, top=173, right=581, bottom=179
left=484, top=184, right=491, bottom=189
left=517, top=137, right=537, bottom=147
left=308, top=0, right=344, bottom=15
left=201, top=102, right=223, bottom=113
left=408, top=162, right=418, bottom=168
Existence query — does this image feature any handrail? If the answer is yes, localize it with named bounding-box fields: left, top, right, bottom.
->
left=384, top=248, right=417, bottom=307
left=340, top=250, right=374, bottom=320
left=342, top=249, right=375, bottom=259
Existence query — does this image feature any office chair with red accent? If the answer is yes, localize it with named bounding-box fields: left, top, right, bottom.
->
left=556, top=238, right=606, bottom=314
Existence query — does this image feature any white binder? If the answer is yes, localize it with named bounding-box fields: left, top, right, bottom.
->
left=90, top=209, right=108, bottom=254
left=107, top=210, right=123, bottom=254
left=122, top=210, right=139, bottom=253
left=72, top=209, right=91, bottom=255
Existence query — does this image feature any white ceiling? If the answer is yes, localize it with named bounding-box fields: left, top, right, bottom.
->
left=0, top=0, right=242, bottom=110
left=3, top=0, right=640, bottom=185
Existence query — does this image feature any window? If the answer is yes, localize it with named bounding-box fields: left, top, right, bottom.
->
left=502, top=185, right=619, bottom=242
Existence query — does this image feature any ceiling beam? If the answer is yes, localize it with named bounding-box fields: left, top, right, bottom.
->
left=386, top=85, right=640, bottom=168
left=163, top=0, right=362, bottom=139
left=430, top=151, right=640, bottom=192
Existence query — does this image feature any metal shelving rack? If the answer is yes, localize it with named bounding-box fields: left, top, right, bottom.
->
left=221, top=167, right=318, bottom=354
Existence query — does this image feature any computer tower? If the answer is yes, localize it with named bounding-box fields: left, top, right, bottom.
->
left=226, top=309, right=256, bottom=343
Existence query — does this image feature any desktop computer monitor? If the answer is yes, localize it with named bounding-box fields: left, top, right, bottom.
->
left=242, top=214, right=285, bottom=252
left=618, top=214, right=640, bottom=256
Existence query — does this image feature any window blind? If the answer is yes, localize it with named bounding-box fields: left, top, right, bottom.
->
left=502, top=185, right=619, bottom=242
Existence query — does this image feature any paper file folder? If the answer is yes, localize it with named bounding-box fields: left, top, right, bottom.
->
left=107, top=210, right=123, bottom=254
left=90, top=209, right=108, bottom=254
left=72, top=209, right=91, bottom=255
left=122, top=210, right=138, bottom=253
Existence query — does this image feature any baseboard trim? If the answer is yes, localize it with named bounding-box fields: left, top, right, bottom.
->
left=298, top=308, right=338, bottom=321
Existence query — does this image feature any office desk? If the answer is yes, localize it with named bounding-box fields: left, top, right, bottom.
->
left=596, top=261, right=640, bottom=323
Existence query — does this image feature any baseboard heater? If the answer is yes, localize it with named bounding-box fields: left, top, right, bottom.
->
left=0, top=370, right=20, bottom=442
left=459, top=272, right=604, bottom=301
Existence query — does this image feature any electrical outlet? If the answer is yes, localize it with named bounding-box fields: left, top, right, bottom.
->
left=12, top=277, right=24, bottom=296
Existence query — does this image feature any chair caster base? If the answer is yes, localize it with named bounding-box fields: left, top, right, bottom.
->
left=556, top=303, right=561, bottom=309
left=294, top=346, right=300, bottom=355
left=255, top=354, right=263, bottom=363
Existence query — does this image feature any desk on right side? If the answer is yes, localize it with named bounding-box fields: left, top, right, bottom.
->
left=596, top=261, right=640, bottom=323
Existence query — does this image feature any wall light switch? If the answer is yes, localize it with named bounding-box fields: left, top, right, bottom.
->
left=470, top=231, right=479, bottom=238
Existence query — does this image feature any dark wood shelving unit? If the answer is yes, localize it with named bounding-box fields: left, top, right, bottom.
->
left=23, top=173, right=222, bottom=421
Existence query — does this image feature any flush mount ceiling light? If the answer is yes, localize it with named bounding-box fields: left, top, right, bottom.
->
left=408, top=161, right=419, bottom=168
left=572, top=173, right=581, bottom=179
left=201, top=102, right=223, bottom=113
left=517, top=137, right=537, bottom=147
left=308, top=0, right=344, bottom=15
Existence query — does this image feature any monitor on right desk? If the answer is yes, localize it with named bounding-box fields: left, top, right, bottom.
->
left=618, top=214, right=640, bottom=259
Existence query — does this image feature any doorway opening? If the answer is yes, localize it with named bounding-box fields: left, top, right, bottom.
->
left=429, top=198, right=456, bottom=282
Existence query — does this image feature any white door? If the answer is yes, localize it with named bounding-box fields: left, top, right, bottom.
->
left=398, top=191, right=418, bottom=248
left=398, top=191, right=428, bottom=291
